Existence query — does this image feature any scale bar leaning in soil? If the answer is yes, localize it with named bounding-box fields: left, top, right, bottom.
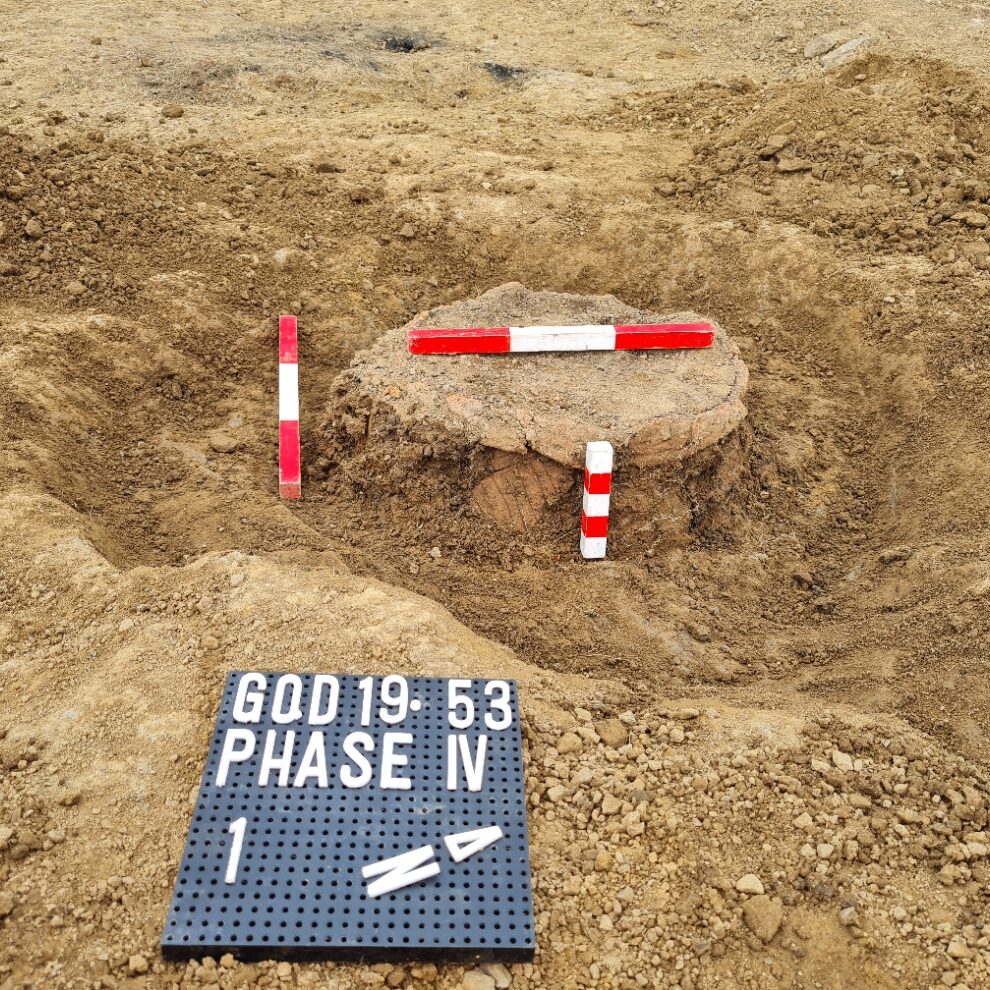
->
left=580, top=441, right=613, bottom=560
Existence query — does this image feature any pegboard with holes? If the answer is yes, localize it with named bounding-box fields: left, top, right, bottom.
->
left=161, top=672, right=535, bottom=963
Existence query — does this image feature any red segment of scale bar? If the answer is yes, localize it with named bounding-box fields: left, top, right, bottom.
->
left=278, top=421, right=301, bottom=499
left=613, top=323, right=714, bottom=350
left=584, top=469, right=612, bottom=495
left=407, top=327, right=512, bottom=354
left=581, top=511, right=609, bottom=539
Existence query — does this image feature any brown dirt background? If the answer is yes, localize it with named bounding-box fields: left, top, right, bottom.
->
left=2, top=1, right=990, bottom=989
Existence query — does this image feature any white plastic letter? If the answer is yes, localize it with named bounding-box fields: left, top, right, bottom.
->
left=444, top=825, right=503, bottom=863
left=380, top=732, right=413, bottom=790
left=309, top=675, right=340, bottom=725
left=292, top=731, right=328, bottom=788
left=225, top=817, right=247, bottom=883
left=484, top=680, right=513, bottom=730
left=216, top=729, right=256, bottom=786
left=358, top=676, right=375, bottom=726
left=259, top=730, right=295, bottom=786
left=272, top=674, right=303, bottom=724
left=448, top=679, right=475, bottom=729
left=362, top=845, right=440, bottom=898
left=446, top=733, right=488, bottom=792
left=340, top=731, right=374, bottom=788
left=232, top=673, right=267, bottom=724
left=379, top=675, right=409, bottom=725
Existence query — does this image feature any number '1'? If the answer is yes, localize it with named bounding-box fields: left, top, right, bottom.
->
left=225, top=817, right=247, bottom=883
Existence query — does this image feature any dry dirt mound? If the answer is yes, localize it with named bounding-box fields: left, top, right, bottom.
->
left=327, top=283, right=747, bottom=470
left=318, top=284, right=748, bottom=544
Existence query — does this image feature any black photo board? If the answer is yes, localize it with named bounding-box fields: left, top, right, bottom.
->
left=161, top=672, right=535, bottom=962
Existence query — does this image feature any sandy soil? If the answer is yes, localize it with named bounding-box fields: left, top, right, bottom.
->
left=2, top=1, right=990, bottom=988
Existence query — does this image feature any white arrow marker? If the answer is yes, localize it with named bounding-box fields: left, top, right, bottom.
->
left=444, top=825, right=504, bottom=864
left=362, top=844, right=440, bottom=898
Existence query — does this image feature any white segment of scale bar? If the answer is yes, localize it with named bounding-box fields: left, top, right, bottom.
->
left=509, top=325, right=617, bottom=352
left=278, top=363, right=299, bottom=420
left=582, top=491, right=610, bottom=517
left=579, top=535, right=608, bottom=560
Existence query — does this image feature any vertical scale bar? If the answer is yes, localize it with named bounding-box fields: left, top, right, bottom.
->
left=278, top=314, right=301, bottom=499
left=580, top=441, right=613, bottom=560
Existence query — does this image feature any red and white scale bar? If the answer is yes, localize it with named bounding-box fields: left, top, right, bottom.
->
left=278, top=314, right=301, bottom=499
left=580, top=441, right=613, bottom=560
left=407, top=322, right=714, bottom=355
